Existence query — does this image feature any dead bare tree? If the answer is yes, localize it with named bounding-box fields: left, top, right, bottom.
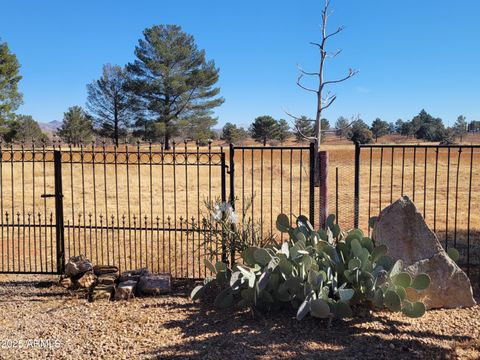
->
left=293, top=0, right=358, bottom=184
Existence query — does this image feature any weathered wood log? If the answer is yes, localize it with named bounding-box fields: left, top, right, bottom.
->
left=114, top=280, right=137, bottom=301
left=118, top=268, right=150, bottom=283
left=93, top=265, right=119, bottom=277
left=59, top=277, right=74, bottom=289
left=76, top=271, right=96, bottom=289
left=89, top=285, right=115, bottom=302
left=65, top=255, right=93, bottom=278
left=97, top=274, right=117, bottom=286
left=137, top=274, right=171, bottom=295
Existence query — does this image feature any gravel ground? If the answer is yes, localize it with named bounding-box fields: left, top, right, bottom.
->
left=0, top=275, right=479, bottom=360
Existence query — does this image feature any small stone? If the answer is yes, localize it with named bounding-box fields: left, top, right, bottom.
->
left=389, top=344, right=395, bottom=349
left=137, top=273, right=171, bottom=295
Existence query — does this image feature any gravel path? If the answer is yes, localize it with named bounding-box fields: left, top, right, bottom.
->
left=0, top=275, right=478, bottom=359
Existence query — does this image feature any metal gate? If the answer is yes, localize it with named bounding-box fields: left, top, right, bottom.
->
left=0, top=142, right=227, bottom=278
left=0, top=146, right=63, bottom=274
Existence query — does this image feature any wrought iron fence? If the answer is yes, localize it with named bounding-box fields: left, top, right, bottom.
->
left=2, top=140, right=478, bottom=283
left=354, top=144, right=480, bottom=279
left=0, top=141, right=227, bottom=278
left=0, top=141, right=315, bottom=278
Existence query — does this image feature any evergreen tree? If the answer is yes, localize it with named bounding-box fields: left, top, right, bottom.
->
left=370, top=118, right=390, bottom=142
left=221, top=122, right=248, bottom=144
left=453, top=115, right=467, bottom=142
left=321, top=118, right=330, bottom=131
left=275, top=119, right=290, bottom=144
left=249, top=115, right=278, bottom=146
left=348, top=119, right=373, bottom=144
left=126, top=25, right=224, bottom=149
left=411, top=110, right=447, bottom=141
left=177, top=112, right=217, bottom=145
left=3, top=115, right=47, bottom=144
left=86, top=64, right=133, bottom=146
left=335, top=116, right=350, bottom=138
left=294, top=116, right=314, bottom=142
left=395, top=119, right=404, bottom=133
left=57, top=106, right=94, bottom=146
left=0, top=39, right=23, bottom=134
left=468, top=120, right=480, bottom=133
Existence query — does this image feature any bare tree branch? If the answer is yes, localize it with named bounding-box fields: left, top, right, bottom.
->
left=283, top=110, right=317, bottom=141
left=326, top=49, right=342, bottom=58
left=321, top=69, right=358, bottom=90
left=320, top=95, right=337, bottom=111
left=297, top=65, right=320, bottom=76
left=324, top=26, right=345, bottom=41
left=296, top=74, right=318, bottom=93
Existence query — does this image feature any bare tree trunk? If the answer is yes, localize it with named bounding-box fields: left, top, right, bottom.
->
left=164, top=132, right=171, bottom=150
left=294, top=0, right=357, bottom=185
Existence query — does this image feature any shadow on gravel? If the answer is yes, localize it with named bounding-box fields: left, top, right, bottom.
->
left=0, top=279, right=68, bottom=302
left=143, top=297, right=471, bottom=360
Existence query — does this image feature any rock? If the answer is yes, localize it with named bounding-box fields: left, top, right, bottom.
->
left=372, top=195, right=476, bottom=309
left=65, top=255, right=93, bottom=278
left=114, top=280, right=137, bottom=301
left=76, top=271, right=96, bottom=289
left=137, top=274, right=171, bottom=295
left=89, top=285, right=115, bottom=302
left=93, top=265, right=119, bottom=277
left=118, top=268, right=150, bottom=283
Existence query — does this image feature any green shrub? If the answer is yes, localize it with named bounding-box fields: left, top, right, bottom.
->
left=191, top=214, right=430, bottom=321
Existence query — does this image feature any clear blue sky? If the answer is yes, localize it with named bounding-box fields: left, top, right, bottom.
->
left=1, top=0, right=479, bottom=128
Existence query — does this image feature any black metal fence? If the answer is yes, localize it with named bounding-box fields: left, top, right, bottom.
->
left=354, top=144, right=480, bottom=278
left=1, top=140, right=479, bottom=281
left=0, top=141, right=314, bottom=278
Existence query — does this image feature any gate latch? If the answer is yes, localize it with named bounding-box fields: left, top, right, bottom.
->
left=41, top=193, right=63, bottom=198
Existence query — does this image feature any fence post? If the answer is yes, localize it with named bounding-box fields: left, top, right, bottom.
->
left=53, top=150, right=65, bottom=274
left=319, top=151, right=329, bottom=228
left=228, top=144, right=235, bottom=266
left=354, top=142, right=360, bottom=229
left=309, top=142, right=315, bottom=226
left=220, top=152, right=228, bottom=264
left=229, top=144, right=235, bottom=207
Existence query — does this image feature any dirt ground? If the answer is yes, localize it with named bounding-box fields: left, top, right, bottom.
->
left=0, top=275, right=479, bottom=360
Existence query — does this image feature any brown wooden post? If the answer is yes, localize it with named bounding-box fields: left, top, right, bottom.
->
left=319, top=151, right=329, bottom=228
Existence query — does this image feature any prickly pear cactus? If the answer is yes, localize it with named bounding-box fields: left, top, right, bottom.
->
left=191, top=214, right=431, bottom=321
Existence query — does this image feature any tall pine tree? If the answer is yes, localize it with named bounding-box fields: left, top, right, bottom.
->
left=0, top=39, right=23, bottom=135
left=249, top=115, right=278, bottom=146
left=86, top=64, right=133, bottom=146
left=126, top=25, right=224, bottom=148
left=57, top=106, right=94, bottom=146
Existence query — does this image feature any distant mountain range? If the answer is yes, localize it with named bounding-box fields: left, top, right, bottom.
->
left=38, top=120, right=62, bottom=134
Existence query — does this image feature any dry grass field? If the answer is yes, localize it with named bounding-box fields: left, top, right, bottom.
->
left=1, top=133, right=480, bottom=277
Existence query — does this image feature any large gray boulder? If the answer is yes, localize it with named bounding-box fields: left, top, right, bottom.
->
left=372, top=196, right=476, bottom=309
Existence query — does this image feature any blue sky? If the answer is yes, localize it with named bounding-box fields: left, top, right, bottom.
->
left=1, top=0, right=479, bottom=128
